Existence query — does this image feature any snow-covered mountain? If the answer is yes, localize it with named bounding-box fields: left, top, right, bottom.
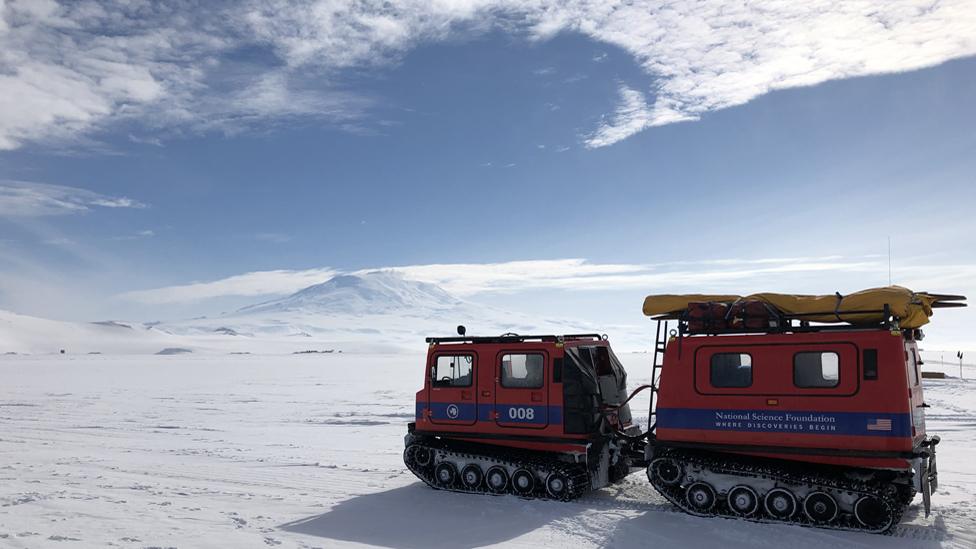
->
left=0, top=271, right=638, bottom=355
left=0, top=271, right=606, bottom=355
left=238, top=271, right=463, bottom=315
left=161, top=270, right=591, bottom=351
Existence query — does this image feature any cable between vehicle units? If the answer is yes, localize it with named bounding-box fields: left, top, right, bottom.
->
left=599, top=384, right=656, bottom=441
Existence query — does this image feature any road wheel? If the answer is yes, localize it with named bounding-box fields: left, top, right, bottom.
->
left=764, top=488, right=797, bottom=520
left=460, top=464, right=483, bottom=489
left=685, top=482, right=717, bottom=513
left=727, top=485, right=759, bottom=517
left=434, top=462, right=457, bottom=487
left=511, top=468, right=535, bottom=496
left=485, top=466, right=508, bottom=494
left=803, top=491, right=838, bottom=523
left=545, top=472, right=571, bottom=499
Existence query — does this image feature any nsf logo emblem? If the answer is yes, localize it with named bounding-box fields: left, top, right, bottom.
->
left=446, top=404, right=459, bottom=419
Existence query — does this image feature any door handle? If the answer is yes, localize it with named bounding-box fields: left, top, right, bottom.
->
left=531, top=392, right=542, bottom=402
left=461, top=390, right=472, bottom=400
left=481, top=390, right=491, bottom=397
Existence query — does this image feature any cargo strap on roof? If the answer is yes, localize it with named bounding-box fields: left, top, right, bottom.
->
left=642, top=286, right=966, bottom=329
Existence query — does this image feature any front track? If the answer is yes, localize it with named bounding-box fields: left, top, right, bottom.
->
left=404, top=434, right=590, bottom=501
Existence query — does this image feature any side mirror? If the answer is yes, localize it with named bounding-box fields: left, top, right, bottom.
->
left=457, top=325, right=466, bottom=336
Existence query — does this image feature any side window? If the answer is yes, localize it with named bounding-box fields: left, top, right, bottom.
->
left=593, top=347, right=613, bottom=376
left=794, top=352, right=840, bottom=388
left=907, top=350, right=919, bottom=386
left=432, top=354, right=473, bottom=387
left=863, top=349, right=878, bottom=380
left=710, top=353, right=752, bottom=388
left=501, top=353, right=544, bottom=389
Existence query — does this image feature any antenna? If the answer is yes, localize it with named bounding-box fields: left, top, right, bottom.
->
left=887, top=236, right=892, bottom=286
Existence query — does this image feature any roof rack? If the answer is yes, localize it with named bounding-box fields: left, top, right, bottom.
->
left=650, top=305, right=897, bottom=323
left=656, top=305, right=904, bottom=336
left=645, top=289, right=966, bottom=333
left=426, top=333, right=604, bottom=344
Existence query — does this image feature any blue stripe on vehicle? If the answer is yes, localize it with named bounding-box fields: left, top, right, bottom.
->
left=421, top=401, right=563, bottom=425
left=549, top=406, right=562, bottom=424
left=656, top=408, right=912, bottom=437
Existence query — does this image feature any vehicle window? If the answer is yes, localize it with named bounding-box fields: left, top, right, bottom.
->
left=578, top=345, right=626, bottom=388
left=863, top=349, right=878, bottom=380
left=593, top=346, right=614, bottom=376
left=794, top=352, right=840, bottom=388
left=501, top=353, right=544, bottom=389
left=710, top=353, right=752, bottom=388
left=432, top=354, right=473, bottom=387
left=908, top=350, right=919, bottom=386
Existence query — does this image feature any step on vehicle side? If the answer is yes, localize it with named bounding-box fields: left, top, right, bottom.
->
left=404, top=328, right=643, bottom=500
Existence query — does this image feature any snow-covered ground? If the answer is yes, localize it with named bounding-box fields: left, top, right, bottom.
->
left=1, top=352, right=974, bottom=548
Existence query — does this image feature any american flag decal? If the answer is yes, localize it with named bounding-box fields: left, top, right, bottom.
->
left=867, top=418, right=893, bottom=431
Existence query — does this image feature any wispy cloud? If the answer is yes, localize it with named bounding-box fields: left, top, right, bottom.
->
left=0, top=180, right=146, bottom=217
left=111, top=229, right=155, bottom=241
left=119, top=256, right=897, bottom=304
left=378, top=257, right=885, bottom=295
left=43, top=237, right=74, bottom=246
left=586, top=85, right=662, bottom=148
left=2, top=1, right=973, bottom=150
left=120, top=268, right=339, bottom=304
left=254, top=232, right=293, bottom=244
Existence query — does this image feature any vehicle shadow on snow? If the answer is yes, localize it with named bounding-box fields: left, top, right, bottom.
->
left=279, top=483, right=579, bottom=548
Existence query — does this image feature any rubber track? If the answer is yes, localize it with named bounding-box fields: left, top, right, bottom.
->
left=649, top=447, right=913, bottom=534
left=404, top=438, right=590, bottom=501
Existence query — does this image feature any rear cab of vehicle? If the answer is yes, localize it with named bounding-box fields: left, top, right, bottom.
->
left=655, top=328, right=936, bottom=469
left=408, top=333, right=638, bottom=475
left=643, top=288, right=962, bottom=523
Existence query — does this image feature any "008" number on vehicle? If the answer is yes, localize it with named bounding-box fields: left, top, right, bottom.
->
left=507, top=407, right=535, bottom=420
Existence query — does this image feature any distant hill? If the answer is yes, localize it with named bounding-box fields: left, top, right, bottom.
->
left=0, top=309, right=176, bottom=355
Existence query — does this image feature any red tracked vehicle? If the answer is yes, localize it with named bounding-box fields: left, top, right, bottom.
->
left=643, top=287, right=965, bottom=533
left=403, top=330, right=643, bottom=500
left=403, top=287, right=965, bottom=534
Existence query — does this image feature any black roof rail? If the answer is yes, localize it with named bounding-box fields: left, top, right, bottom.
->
left=656, top=304, right=904, bottom=336
left=425, top=333, right=605, bottom=344
left=649, top=306, right=896, bottom=323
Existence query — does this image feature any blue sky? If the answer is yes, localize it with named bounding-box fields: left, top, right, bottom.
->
left=1, top=1, right=975, bottom=349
